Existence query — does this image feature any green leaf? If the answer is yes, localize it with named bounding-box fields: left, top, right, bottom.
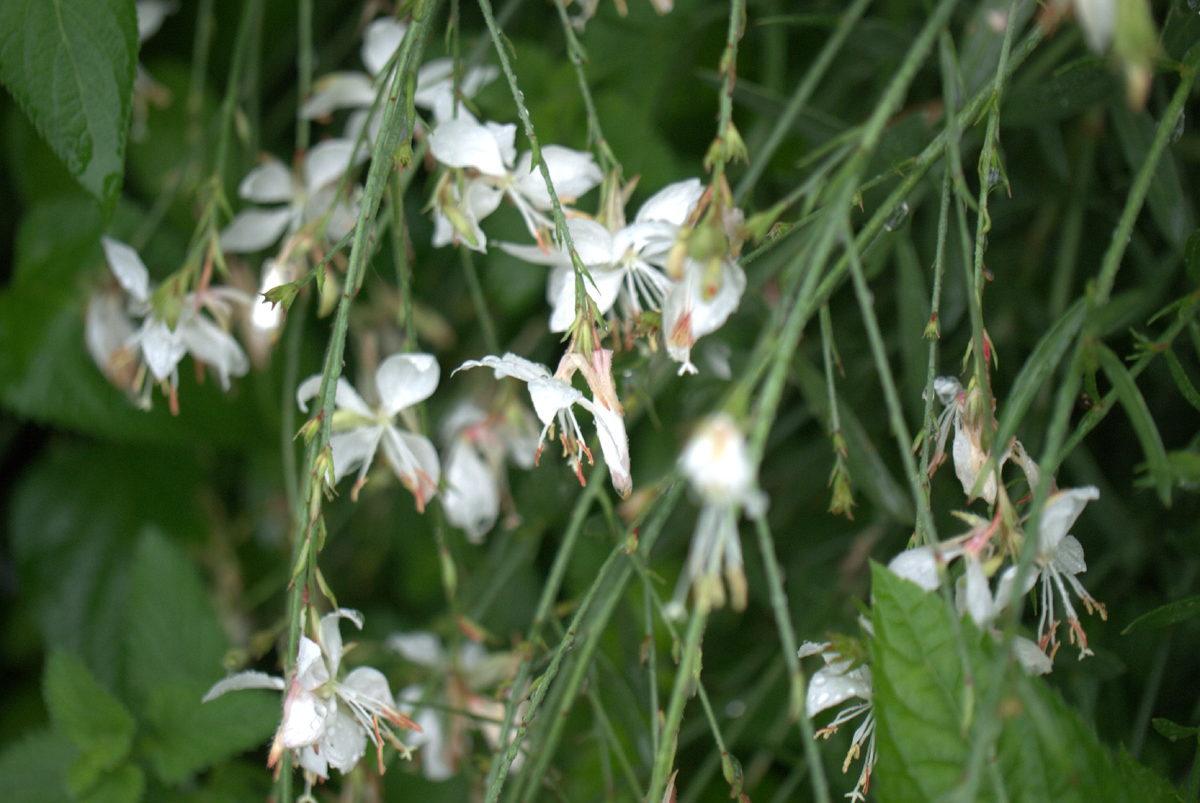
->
left=1117, top=747, right=1185, bottom=803
left=0, top=728, right=74, bottom=803
left=870, top=563, right=1131, bottom=803
left=143, top=680, right=279, bottom=785
left=76, top=764, right=144, bottom=803
left=1121, top=595, right=1200, bottom=634
left=1110, top=100, right=1192, bottom=248
left=995, top=299, right=1087, bottom=451
left=1096, top=343, right=1173, bottom=506
left=124, top=527, right=228, bottom=697
left=10, top=441, right=207, bottom=689
left=1153, top=718, right=1199, bottom=743
left=43, top=652, right=135, bottom=795
left=0, top=0, right=138, bottom=215
left=1186, top=229, right=1200, bottom=288
left=1164, top=348, right=1200, bottom=413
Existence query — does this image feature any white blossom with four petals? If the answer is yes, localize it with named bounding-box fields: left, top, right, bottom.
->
left=297, top=353, right=441, bottom=509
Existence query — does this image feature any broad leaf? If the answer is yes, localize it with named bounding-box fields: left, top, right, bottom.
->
left=0, top=728, right=74, bottom=803
left=10, top=441, right=206, bottom=690
left=0, top=0, right=138, bottom=214
left=43, top=652, right=135, bottom=795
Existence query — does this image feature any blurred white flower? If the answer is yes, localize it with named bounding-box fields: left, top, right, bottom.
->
left=203, top=609, right=417, bottom=780
left=89, top=237, right=250, bottom=412
left=662, top=256, right=745, bottom=375
left=297, top=353, right=441, bottom=509
left=668, top=414, right=766, bottom=615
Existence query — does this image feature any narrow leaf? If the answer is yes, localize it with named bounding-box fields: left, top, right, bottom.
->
left=0, top=0, right=138, bottom=214
left=1121, top=595, right=1200, bottom=634
left=1096, top=343, right=1173, bottom=506
left=1153, top=718, right=1200, bottom=742
left=1164, top=348, right=1200, bottom=413
left=995, top=299, right=1086, bottom=451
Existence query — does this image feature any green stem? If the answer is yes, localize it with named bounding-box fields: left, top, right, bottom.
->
left=296, top=0, right=313, bottom=155
left=645, top=605, right=708, bottom=803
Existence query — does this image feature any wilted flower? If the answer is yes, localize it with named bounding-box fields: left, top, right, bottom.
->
left=297, top=353, right=441, bottom=508
left=799, top=640, right=876, bottom=803
left=203, top=609, right=418, bottom=780
left=454, top=350, right=631, bottom=497
left=668, top=414, right=767, bottom=615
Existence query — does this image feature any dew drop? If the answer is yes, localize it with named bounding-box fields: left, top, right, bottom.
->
left=1171, top=110, right=1185, bottom=143
left=883, top=201, right=909, bottom=232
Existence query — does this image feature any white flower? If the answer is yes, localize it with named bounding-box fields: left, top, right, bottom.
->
left=91, top=237, right=250, bottom=411
left=297, top=353, right=441, bottom=509
left=387, top=631, right=524, bottom=779
left=499, top=179, right=705, bottom=332
left=428, top=113, right=602, bottom=251
left=669, top=415, right=766, bottom=614
left=454, top=350, right=631, bottom=498
left=203, top=609, right=417, bottom=780
left=1033, top=486, right=1106, bottom=659
left=799, top=641, right=876, bottom=803
left=220, top=139, right=362, bottom=254
left=662, top=255, right=746, bottom=375
left=440, top=402, right=539, bottom=542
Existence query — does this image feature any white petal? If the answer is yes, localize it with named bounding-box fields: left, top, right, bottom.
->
left=689, top=258, right=745, bottom=339
left=376, top=352, right=440, bottom=417
left=679, top=414, right=755, bottom=503
left=321, top=705, right=368, bottom=773
left=1052, top=535, right=1088, bottom=576
left=634, top=178, right=704, bottom=226
left=430, top=117, right=511, bottom=176
left=455, top=353, right=551, bottom=384
left=300, top=71, right=377, bottom=118
left=219, top=207, right=297, bottom=253
left=511, top=146, right=602, bottom=209
left=527, top=376, right=583, bottom=426
left=139, top=318, right=187, bottom=382
left=806, top=664, right=872, bottom=718
left=797, top=641, right=831, bottom=660
left=341, top=666, right=397, bottom=711
left=296, top=375, right=373, bottom=416
left=201, top=671, right=285, bottom=702
left=887, top=547, right=940, bottom=592
left=304, top=139, right=358, bottom=192
left=361, top=17, right=408, bottom=76
left=545, top=264, right=624, bottom=333
left=931, top=375, right=963, bottom=406
left=319, top=609, right=363, bottom=676
left=329, top=426, right=384, bottom=483
left=237, top=159, right=295, bottom=203
left=380, top=428, right=442, bottom=506
left=583, top=396, right=631, bottom=498
left=295, top=636, right=324, bottom=682
left=387, top=631, right=446, bottom=666
left=1009, top=635, right=1053, bottom=675
left=497, top=240, right=570, bottom=268
left=566, top=218, right=616, bottom=266
left=1037, top=486, right=1098, bottom=557
left=958, top=555, right=996, bottom=627
left=1072, top=0, right=1114, bottom=53
left=101, top=237, right=151, bottom=302
left=85, top=290, right=136, bottom=370
left=178, top=313, right=249, bottom=390
left=443, top=441, right=500, bottom=542
left=279, top=688, right=328, bottom=748
left=296, top=744, right=329, bottom=778
left=136, top=0, right=175, bottom=42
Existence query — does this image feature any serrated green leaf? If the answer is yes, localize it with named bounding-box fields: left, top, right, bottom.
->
left=0, top=0, right=138, bottom=214
left=1096, top=343, right=1172, bottom=506
left=76, top=763, right=144, bottom=803
left=1117, top=746, right=1184, bottom=802
left=1121, top=595, right=1200, bottom=634
left=11, top=441, right=207, bottom=689
left=995, top=299, right=1087, bottom=451
left=0, top=728, right=74, bottom=803
left=870, top=563, right=1128, bottom=803
left=1153, top=718, right=1199, bottom=742
left=143, top=680, right=279, bottom=785
left=43, top=651, right=134, bottom=793
left=124, top=527, right=227, bottom=698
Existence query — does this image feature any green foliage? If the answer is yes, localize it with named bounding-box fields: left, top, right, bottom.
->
left=0, top=0, right=138, bottom=215
left=43, top=651, right=135, bottom=795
